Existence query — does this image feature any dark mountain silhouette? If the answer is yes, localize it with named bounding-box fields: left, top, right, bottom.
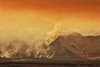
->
left=49, top=32, right=100, bottom=60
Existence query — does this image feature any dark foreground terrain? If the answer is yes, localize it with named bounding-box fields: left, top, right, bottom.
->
left=0, top=58, right=100, bottom=67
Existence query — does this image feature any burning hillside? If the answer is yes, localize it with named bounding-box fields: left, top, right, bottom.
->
left=0, top=29, right=100, bottom=61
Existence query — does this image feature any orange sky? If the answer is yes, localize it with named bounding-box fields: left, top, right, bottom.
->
left=0, top=0, right=100, bottom=36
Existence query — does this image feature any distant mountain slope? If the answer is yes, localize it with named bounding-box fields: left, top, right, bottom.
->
left=50, top=32, right=100, bottom=60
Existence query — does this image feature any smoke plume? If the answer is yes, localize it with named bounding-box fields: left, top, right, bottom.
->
left=0, top=28, right=56, bottom=59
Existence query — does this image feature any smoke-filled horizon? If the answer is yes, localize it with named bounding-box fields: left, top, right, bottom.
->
left=0, top=0, right=100, bottom=59
left=0, top=0, right=100, bottom=36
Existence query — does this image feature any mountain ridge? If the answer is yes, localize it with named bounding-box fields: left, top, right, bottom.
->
left=50, top=31, right=100, bottom=60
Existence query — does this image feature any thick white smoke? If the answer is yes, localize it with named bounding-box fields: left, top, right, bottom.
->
left=0, top=28, right=57, bottom=59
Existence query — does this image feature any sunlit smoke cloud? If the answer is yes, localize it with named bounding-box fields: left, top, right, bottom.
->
left=0, top=28, right=56, bottom=59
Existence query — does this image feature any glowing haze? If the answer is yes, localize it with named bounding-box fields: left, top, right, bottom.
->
left=0, top=0, right=100, bottom=35
left=0, top=0, right=100, bottom=59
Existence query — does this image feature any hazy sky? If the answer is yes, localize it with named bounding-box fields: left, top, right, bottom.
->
left=0, top=0, right=100, bottom=35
